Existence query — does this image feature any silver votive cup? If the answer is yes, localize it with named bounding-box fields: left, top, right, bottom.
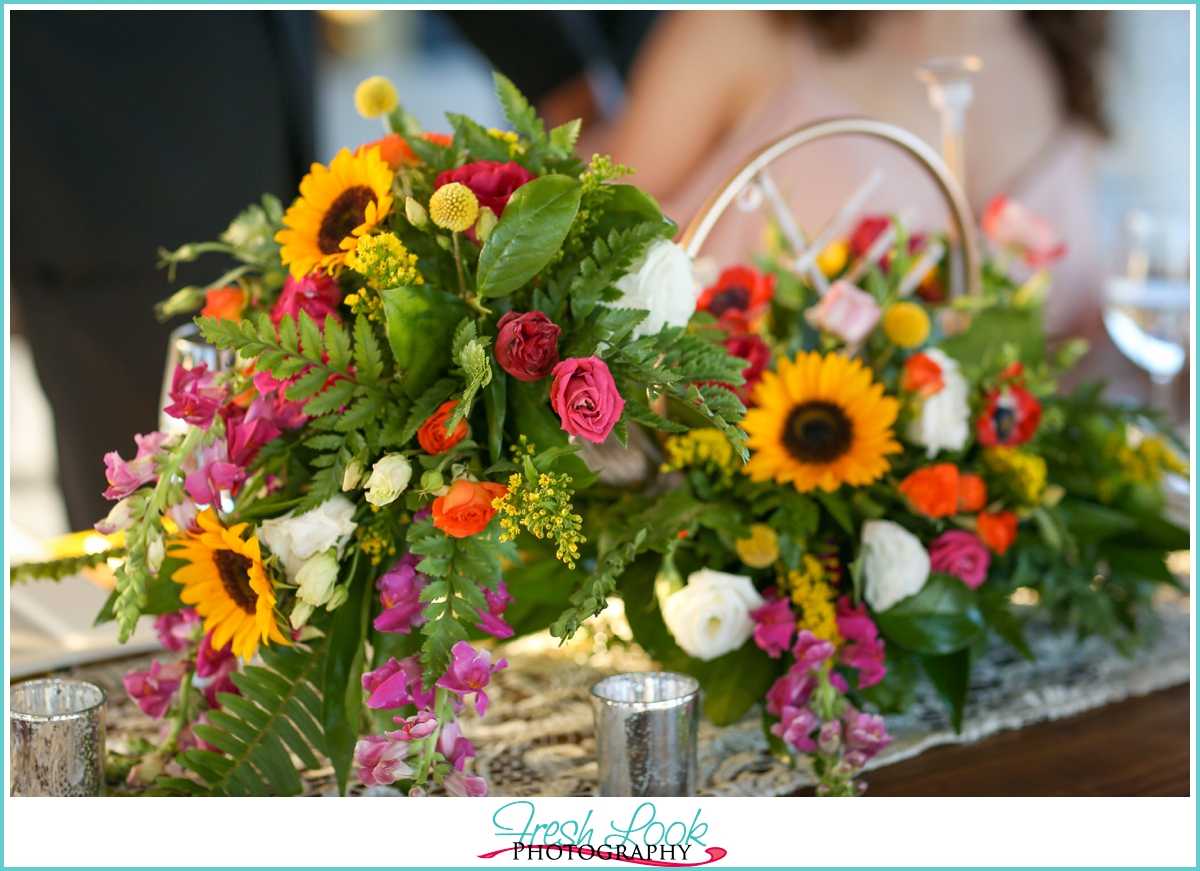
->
left=10, top=679, right=107, bottom=796
left=591, top=672, right=700, bottom=797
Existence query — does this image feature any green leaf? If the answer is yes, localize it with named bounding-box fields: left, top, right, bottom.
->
left=939, top=307, right=1045, bottom=370
left=854, top=644, right=919, bottom=714
left=874, top=573, right=986, bottom=656
left=352, top=315, right=384, bottom=383
left=447, top=113, right=515, bottom=163
left=1058, top=499, right=1138, bottom=542
left=321, top=558, right=371, bottom=795
left=395, top=378, right=458, bottom=448
left=483, top=371, right=508, bottom=464
left=815, top=490, right=855, bottom=535
left=476, top=175, right=582, bottom=299
left=381, top=285, right=470, bottom=399
left=494, top=72, right=545, bottom=145
left=918, top=648, right=972, bottom=733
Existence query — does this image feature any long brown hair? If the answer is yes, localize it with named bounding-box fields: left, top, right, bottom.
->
left=798, top=10, right=1109, bottom=135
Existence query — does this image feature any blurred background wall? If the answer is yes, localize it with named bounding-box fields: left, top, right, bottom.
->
left=9, top=8, right=1192, bottom=543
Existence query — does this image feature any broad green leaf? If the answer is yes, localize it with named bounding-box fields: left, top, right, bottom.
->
left=382, top=285, right=470, bottom=399
left=483, top=370, right=508, bottom=464
left=476, top=175, right=582, bottom=299
left=507, top=378, right=598, bottom=488
left=918, top=648, right=972, bottom=733
left=939, top=307, right=1045, bottom=370
left=321, top=558, right=370, bottom=795
left=874, top=572, right=986, bottom=656
left=854, top=644, right=919, bottom=714
left=1057, top=498, right=1138, bottom=542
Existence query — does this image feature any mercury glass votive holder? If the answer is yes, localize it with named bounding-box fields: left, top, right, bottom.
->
left=10, top=679, right=107, bottom=796
left=591, top=672, right=700, bottom=797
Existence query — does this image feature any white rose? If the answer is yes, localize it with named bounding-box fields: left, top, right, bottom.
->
left=259, top=495, right=357, bottom=582
left=612, top=239, right=698, bottom=338
left=342, top=458, right=365, bottom=491
left=295, top=549, right=339, bottom=609
left=365, top=454, right=413, bottom=507
left=907, top=349, right=970, bottom=459
left=860, top=520, right=930, bottom=613
left=661, top=568, right=764, bottom=661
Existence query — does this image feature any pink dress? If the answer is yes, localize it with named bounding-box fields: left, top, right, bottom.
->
left=659, top=47, right=1147, bottom=395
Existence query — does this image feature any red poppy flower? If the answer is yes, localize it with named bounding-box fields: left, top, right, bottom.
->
left=696, top=265, right=775, bottom=332
left=977, top=383, right=1042, bottom=447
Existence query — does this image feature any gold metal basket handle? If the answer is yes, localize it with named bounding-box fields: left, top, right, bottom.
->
left=679, top=116, right=983, bottom=297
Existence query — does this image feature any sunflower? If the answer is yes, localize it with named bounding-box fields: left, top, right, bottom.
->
left=169, top=509, right=289, bottom=660
left=275, top=147, right=394, bottom=279
left=742, top=351, right=901, bottom=493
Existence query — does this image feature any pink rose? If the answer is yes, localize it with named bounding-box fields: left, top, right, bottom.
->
left=495, top=311, right=561, bottom=382
left=928, top=530, right=991, bottom=589
left=435, top=161, right=535, bottom=217
left=549, top=356, right=625, bottom=444
left=981, top=196, right=1066, bottom=267
left=805, top=280, right=881, bottom=345
left=271, top=272, right=342, bottom=330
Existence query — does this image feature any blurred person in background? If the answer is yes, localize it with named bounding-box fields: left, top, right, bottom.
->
left=583, top=11, right=1157, bottom=399
left=11, top=11, right=315, bottom=530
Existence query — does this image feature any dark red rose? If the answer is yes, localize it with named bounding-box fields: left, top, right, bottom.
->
left=723, top=334, right=771, bottom=405
left=495, top=311, right=561, bottom=382
left=435, top=161, right=536, bottom=217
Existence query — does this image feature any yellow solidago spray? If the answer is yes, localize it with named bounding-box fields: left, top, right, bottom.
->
left=492, top=438, right=585, bottom=569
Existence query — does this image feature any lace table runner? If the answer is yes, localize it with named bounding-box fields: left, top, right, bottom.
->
left=71, top=601, right=1189, bottom=796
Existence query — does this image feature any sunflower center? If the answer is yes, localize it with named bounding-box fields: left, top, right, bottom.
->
left=783, top=401, right=854, bottom=464
left=706, top=285, right=751, bottom=316
left=318, top=185, right=377, bottom=254
left=213, top=549, right=258, bottom=614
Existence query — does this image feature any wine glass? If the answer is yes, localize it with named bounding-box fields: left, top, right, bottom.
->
left=1102, top=210, right=1191, bottom=413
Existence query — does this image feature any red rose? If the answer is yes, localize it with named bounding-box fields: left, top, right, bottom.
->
left=696, top=265, right=775, bottom=332
left=271, top=272, right=342, bottom=330
left=849, top=216, right=924, bottom=272
left=435, top=161, right=535, bottom=217
left=722, top=334, right=771, bottom=405
left=495, top=311, right=561, bottom=382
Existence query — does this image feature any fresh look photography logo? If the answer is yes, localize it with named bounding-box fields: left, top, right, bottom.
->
left=480, top=801, right=728, bottom=865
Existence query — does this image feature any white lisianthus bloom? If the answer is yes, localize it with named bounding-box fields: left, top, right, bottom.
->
left=860, top=520, right=930, bottom=612
left=296, top=549, right=340, bottom=610
left=365, top=454, right=413, bottom=507
left=259, top=495, right=357, bottom=582
left=342, top=458, right=366, bottom=491
left=908, top=349, right=970, bottom=459
left=612, top=239, right=699, bottom=338
left=662, top=568, right=764, bottom=661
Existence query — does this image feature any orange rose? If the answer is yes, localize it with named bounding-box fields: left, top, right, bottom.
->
left=898, top=464, right=960, bottom=518
left=201, top=286, right=246, bottom=321
left=422, top=132, right=453, bottom=147
left=432, top=480, right=509, bottom=538
left=977, top=510, right=1018, bottom=555
left=901, top=352, right=945, bottom=398
left=356, top=132, right=415, bottom=170
left=417, top=401, right=469, bottom=455
left=958, top=473, right=987, bottom=513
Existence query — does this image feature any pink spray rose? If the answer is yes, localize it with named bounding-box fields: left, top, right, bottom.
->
left=354, top=735, right=413, bottom=787
left=981, top=196, right=1066, bottom=267
left=436, top=641, right=506, bottom=717
left=549, top=356, right=626, bottom=444
left=495, top=311, right=561, bottom=382
left=750, top=596, right=795, bottom=659
left=804, top=280, right=881, bottom=345
left=435, top=160, right=535, bottom=217
left=163, top=363, right=227, bottom=429
left=928, top=530, right=992, bottom=590
left=271, top=272, right=343, bottom=331
left=374, top=554, right=431, bottom=634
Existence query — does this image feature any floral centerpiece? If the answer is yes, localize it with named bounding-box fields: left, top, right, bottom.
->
left=518, top=198, right=1188, bottom=796
left=12, top=73, right=750, bottom=797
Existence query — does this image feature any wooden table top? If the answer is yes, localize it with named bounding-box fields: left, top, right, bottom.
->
left=851, top=684, right=1192, bottom=797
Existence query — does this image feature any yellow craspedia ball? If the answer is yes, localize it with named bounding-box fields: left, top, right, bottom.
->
left=428, top=183, right=480, bottom=232
left=816, top=238, right=849, bottom=277
left=735, top=523, right=780, bottom=569
left=354, top=76, right=399, bottom=118
left=883, top=301, right=931, bottom=348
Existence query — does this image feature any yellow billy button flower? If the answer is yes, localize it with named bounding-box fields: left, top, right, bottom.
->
left=883, top=301, right=931, bottom=348
left=429, top=183, right=480, bottom=233
left=816, top=238, right=850, bottom=277
left=354, top=75, right=399, bottom=119
left=735, top=524, right=780, bottom=569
